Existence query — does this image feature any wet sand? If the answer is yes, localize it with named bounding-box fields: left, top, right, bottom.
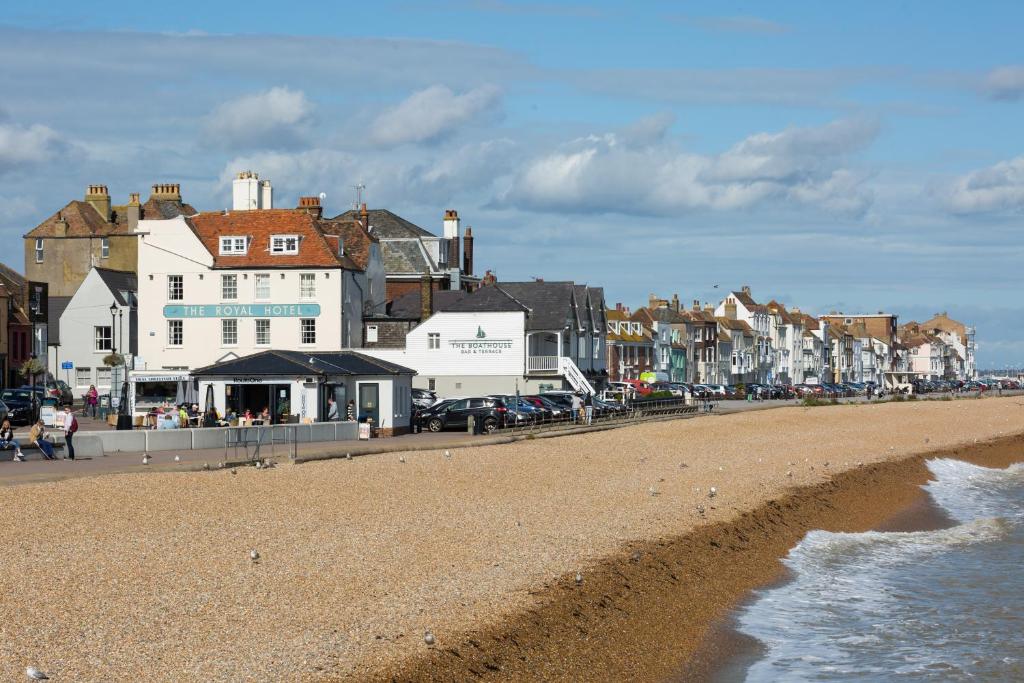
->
left=1, top=397, right=1022, bottom=682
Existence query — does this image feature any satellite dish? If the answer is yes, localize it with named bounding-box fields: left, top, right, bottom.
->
left=318, top=192, right=327, bottom=201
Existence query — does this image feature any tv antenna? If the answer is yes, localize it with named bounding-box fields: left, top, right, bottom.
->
left=352, top=182, right=366, bottom=209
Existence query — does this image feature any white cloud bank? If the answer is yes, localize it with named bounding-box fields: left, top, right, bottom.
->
left=501, top=117, right=878, bottom=216
left=370, top=84, right=501, bottom=146
left=0, top=119, right=64, bottom=174
left=203, top=87, right=314, bottom=149
left=981, top=66, right=1024, bottom=101
left=946, top=156, right=1024, bottom=214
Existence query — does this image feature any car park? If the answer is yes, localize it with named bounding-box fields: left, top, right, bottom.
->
left=418, top=397, right=509, bottom=433
left=1, top=389, right=37, bottom=425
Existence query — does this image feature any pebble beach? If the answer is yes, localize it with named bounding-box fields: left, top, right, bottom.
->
left=1, top=397, right=1022, bottom=682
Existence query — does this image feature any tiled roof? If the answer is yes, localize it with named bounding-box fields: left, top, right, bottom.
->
left=192, top=349, right=415, bottom=377
left=441, top=284, right=530, bottom=316
left=332, top=208, right=435, bottom=238
left=318, top=217, right=379, bottom=271
left=716, top=317, right=755, bottom=334
left=380, top=239, right=436, bottom=274
left=189, top=210, right=360, bottom=270
left=0, top=262, right=26, bottom=301
left=25, top=197, right=196, bottom=238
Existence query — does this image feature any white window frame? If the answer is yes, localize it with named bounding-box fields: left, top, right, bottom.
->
left=167, top=320, right=183, bottom=347
left=300, top=318, right=316, bottom=345
left=428, top=333, right=440, bottom=350
left=34, top=238, right=43, bottom=263
left=221, top=274, right=238, bottom=301
left=94, top=326, right=112, bottom=352
left=270, top=234, right=300, bottom=255
left=219, top=236, right=248, bottom=255
left=221, top=319, right=238, bottom=346
left=75, top=367, right=91, bottom=387
left=100, top=237, right=110, bottom=259
left=255, top=319, right=271, bottom=346
left=299, top=273, right=316, bottom=299
left=167, top=274, right=183, bottom=301
left=96, top=366, right=112, bottom=387
left=366, top=324, right=378, bottom=343
left=254, top=273, right=271, bottom=300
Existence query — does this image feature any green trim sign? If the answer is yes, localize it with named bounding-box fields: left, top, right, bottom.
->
left=163, top=304, right=321, bottom=318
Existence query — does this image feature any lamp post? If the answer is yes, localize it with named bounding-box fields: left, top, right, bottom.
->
left=109, top=303, right=118, bottom=391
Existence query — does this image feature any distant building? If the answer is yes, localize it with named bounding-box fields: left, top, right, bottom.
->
left=331, top=206, right=478, bottom=300
left=23, top=183, right=195, bottom=297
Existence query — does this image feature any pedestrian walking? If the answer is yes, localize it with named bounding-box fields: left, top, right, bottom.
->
left=86, top=385, right=99, bottom=418
left=584, top=392, right=594, bottom=425
left=327, top=396, right=339, bottom=421
left=28, top=420, right=57, bottom=460
left=0, top=419, right=24, bottom=461
left=571, top=393, right=582, bottom=423
left=62, top=406, right=78, bottom=460
left=346, top=399, right=356, bottom=421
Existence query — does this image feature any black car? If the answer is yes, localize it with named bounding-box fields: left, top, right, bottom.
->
left=1, top=388, right=38, bottom=425
left=419, top=397, right=508, bottom=433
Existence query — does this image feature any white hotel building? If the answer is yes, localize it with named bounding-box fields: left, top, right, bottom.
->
left=136, top=202, right=384, bottom=372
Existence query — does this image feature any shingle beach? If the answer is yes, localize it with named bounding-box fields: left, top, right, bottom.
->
left=2, top=397, right=1022, bottom=682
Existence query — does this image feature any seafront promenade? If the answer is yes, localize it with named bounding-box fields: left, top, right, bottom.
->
left=1, top=397, right=1022, bottom=681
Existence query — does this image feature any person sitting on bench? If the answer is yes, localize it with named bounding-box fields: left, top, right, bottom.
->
left=29, top=420, right=57, bottom=460
left=0, top=419, right=24, bottom=461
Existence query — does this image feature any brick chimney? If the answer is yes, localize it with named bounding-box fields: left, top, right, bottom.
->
left=151, top=183, right=181, bottom=201
left=85, top=184, right=111, bottom=222
left=297, top=196, right=322, bottom=219
left=359, top=203, right=369, bottom=234
left=725, top=299, right=737, bottom=320
left=481, top=270, right=497, bottom=286
left=55, top=211, right=68, bottom=237
left=741, top=285, right=751, bottom=297
left=615, top=302, right=623, bottom=312
left=692, top=299, right=700, bottom=311
left=672, top=293, right=680, bottom=312
left=420, top=270, right=433, bottom=321
left=126, top=192, right=141, bottom=231
left=462, top=226, right=474, bottom=276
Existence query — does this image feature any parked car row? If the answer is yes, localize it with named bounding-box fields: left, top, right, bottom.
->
left=413, top=391, right=632, bottom=433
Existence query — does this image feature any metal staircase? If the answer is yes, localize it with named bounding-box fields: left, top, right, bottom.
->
left=558, top=356, right=595, bottom=395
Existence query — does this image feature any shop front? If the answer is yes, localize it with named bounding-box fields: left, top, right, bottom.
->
left=191, top=350, right=416, bottom=435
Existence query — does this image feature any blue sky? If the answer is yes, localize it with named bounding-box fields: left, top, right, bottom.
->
left=2, top=1, right=1023, bottom=367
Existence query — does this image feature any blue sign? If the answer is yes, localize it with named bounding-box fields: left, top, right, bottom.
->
left=61, top=361, right=73, bottom=370
left=163, top=303, right=321, bottom=318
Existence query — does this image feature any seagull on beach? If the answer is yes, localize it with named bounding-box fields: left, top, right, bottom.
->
left=174, top=454, right=180, bottom=462
left=142, top=453, right=150, bottom=465
left=708, top=487, right=717, bottom=498
left=26, top=667, right=48, bottom=680
left=575, top=572, right=583, bottom=585
left=399, top=456, right=406, bottom=463
left=649, top=486, right=659, bottom=497
left=444, top=450, right=452, bottom=460
left=346, top=452, right=352, bottom=460
left=424, top=630, right=436, bottom=646
left=250, top=549, right=260, bottom=563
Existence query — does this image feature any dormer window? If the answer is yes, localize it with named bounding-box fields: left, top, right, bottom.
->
left=607, top=321, right=618, bottom=335
left=270, top=235, right=299, bottom=255
left=219, top=236, right=248, bottom=255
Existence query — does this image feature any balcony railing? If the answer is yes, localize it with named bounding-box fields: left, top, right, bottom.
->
left=527, top=355, right=559, bottom=373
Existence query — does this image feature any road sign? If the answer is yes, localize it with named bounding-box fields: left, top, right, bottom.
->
left=61, top=361, right=73, bottom=370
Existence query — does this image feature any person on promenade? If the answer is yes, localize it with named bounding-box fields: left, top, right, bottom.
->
left=28, top=420, right=57, bottom=460
left=158, top=413, right=178, bottom=430
left=86, top=385, right=99, bottom=418
left=0, top=419, right=24, bottom=461
left=583, top=392, right=594, bottom=425
left=62, top=407, right=78, bottom=460
left=346, top=399, right=356, bottom=421
left=571, top=393, right=582, bottom=423
left=327, top=397, right=339, bottom=421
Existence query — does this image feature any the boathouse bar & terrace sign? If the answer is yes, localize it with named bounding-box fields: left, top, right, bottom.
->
left=162, top=304, right=321, bottom=318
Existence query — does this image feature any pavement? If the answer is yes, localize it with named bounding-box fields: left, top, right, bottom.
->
left=1, top=391, right=1012, bottom=487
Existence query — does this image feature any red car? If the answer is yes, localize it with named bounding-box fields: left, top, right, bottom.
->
left=621, top=379, right=653, bottom=396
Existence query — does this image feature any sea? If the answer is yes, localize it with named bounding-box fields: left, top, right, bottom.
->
left=718, top=458, right=1024, bottom=682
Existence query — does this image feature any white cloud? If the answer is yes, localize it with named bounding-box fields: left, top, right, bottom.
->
left=370, top=85, right=502, bottom=146
left=0, top=120, right=63, bottom=174
left=502, top=118, right=877, bottom=216
left=981, top=66, right=1024, bottom=101
left=945, top=156, right=1024, bottom=214
left=203, top=87, right=314, bottom=150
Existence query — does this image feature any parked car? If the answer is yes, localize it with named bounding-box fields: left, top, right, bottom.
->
left=44, top=380, right=74, bottom=406
left=419, top=397, right=508, bottom=433
left=522, top=394, right=568, bottom=420
left=411, top=387, right=439, bottom=410
left=1, top=388, right=37, bottom=425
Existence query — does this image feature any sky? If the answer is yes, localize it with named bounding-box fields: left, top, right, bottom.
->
left=1, top=1, right=1023, bottom=367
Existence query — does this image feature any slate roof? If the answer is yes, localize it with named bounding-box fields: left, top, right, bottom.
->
left=189, top=210, right=361, bottom=270
left=191, top=349, right=415, bottom=377
left=0, top=262, right=26, bottom=301
left=381, top=239, right=436, bottom=274
left=387, top=289, right=469, bottom=319
left=47, top=296, right=72, bottom=345
left=95, top=268, right=138, bottom=306
left=332, top=208, right=435, bottom=238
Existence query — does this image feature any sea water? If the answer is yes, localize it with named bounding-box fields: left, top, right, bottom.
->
left=732, top=458, right=1024, bottom=682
